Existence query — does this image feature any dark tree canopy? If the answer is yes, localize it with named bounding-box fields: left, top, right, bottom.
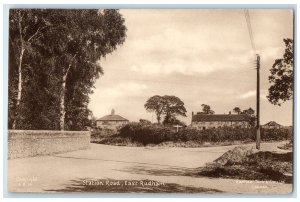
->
left=200, top=104, right=215, bottom=114
left=241, top=107, right=256, bottom=127
left=144, top=95, right=166, bottom=124
left=144, top=95, right=187, bottom=125
left=267, top=38, right=293, bottom=106
left=241, top=107, right=255, bottom=116
left=8, top=9, right=127, bottom=130
left=162, top=95, right=187, bottom=124
left=233, top=107, right=241, bottom=114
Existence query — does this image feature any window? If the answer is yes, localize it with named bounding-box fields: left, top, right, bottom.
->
left=203, top=127, right=206, bottom=130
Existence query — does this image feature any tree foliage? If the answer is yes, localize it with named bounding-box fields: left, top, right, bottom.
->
left=241, top=107, right=255, bottom=116
left=240, top=107, right=256, bottom=127
left=8, top=9, right=127, bottom=130
left=144, top=95, right=187, bottom=125
left=200, top=104, right=215, bottom=114
left=162, top=95, right=187, bottom=124
left=144, top=95, right=166, bottom=124
left=233, top=107, right=241, bottom=114
left=267, top=38, right=293, bottom=106
left=9, top=9, right=53, bottom=129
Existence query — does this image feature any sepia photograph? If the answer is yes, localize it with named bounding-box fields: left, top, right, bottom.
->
left=6, top=8, right=294, bottom=194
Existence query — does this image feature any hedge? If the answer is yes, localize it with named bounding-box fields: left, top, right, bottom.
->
left=118, top=123, right=292, bottom=145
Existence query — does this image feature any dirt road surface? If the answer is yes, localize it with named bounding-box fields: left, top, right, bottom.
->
left=7, top=141, right=292, bottom=194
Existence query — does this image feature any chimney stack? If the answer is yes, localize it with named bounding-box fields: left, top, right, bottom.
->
left=229, top=111, right=231, bottom=115
left=192, top=111, right=194, bottom=116
left=111, top=109, right=115, bottom=115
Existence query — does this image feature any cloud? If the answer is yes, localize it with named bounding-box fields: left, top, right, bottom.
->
left=94, top=82, right=148, bottom=99
left=238, top=90, right=268, bottom=100
left=125, top=22, right=257, bottom=76
left=260, top=47, right=283, bottom=61
left=90, top=9, right=293, bottom=125
left=238, top=90, right=256, bottom=99
left=130, top=61, right=222, bottom=75
left=118, top=9, right=293, bottom=77
left=129, top=51, right=255, bottom=76
left=89, top=82, right=148, bottom=116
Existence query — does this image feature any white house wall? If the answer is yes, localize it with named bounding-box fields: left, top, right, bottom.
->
left=190, top=121, right=250, bottom=130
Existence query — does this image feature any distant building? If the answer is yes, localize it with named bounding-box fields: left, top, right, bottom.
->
left=262, top=121, right=282, bottom=129
left=190, top=112, right=251, bottom=130
left=96, top=109, right=129, bottom=130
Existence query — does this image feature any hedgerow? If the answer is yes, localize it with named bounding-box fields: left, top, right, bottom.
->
left=117, top=123, right=292, bottom=145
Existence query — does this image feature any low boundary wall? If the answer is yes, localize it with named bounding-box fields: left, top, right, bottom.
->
left=8, top=130, right=91, bottom=159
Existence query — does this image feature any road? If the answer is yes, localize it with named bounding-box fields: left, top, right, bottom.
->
left=7, top=142, right=292, bottom=194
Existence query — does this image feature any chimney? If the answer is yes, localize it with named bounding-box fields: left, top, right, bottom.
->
left=229, top=111, right=231, bottom=115
left=111, top=109, right=115, bottom=115
left=192, top=111, right=194, bottom=116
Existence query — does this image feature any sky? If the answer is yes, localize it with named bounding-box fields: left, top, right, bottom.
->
left=88, top=9, right=294, bottom=126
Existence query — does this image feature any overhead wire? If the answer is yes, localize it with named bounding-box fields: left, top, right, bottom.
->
left=244, top=9, right=257, bottom=53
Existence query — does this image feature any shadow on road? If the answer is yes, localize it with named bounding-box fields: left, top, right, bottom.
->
left=44, top=178, right=223, bottom=193
left=53, top=155, right=193, bottom=169
left=115, top=166, right=196, bottom=177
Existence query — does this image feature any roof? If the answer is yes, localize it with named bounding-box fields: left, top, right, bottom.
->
left=192, top=114, right=251, bottom=122
left=263, top=121, right=281, bottom=127
left=97, top=114, right=128, bottom=121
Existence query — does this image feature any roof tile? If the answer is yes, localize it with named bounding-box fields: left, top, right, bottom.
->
left=97, top=114, right=128, bottom=121
left=192, top=114, right=251, bottom=122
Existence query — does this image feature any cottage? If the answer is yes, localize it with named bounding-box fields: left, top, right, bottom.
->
left=190, top=112, right=251, bottom=130
left=96, top=109, right=129, bottom=130
left=262, top=121, right=282, bottom=129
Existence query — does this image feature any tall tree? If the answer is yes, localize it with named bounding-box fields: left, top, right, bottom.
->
left=43, top=9, right=126, bottom=130
left=201, top=104, right=215, bottom=114
left=144, top=95, right=187, bottom=125
left=162, top=95, right=187, bottom=124
left=267, top=38, right=293, bottom=106
left=8, top=9, right=127, bottom=130
left=9, top=9, right=51, bottom=129
left=144, top=95, right=166, bottom=124
left=233, top=107, right=241, bottom=114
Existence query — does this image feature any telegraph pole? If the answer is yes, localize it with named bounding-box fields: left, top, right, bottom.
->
left=256, top=54, right=261, bottom=150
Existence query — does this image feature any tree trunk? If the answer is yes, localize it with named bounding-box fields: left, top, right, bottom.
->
left=12, top=47, right=25, bottom=129
left=59, top=54, right=77, bottom=131
left=60, top=74, right=67, bottom=131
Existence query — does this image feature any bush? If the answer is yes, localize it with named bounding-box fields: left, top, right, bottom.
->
left=180, top=127, right=256, bottom=143
left=119, top=123, right=173, bottom=145
left=91, top=128, right=116, bottom=137
left=261, top=128, right=291, bottom=141
left=117, top=123, right=292, bottom=145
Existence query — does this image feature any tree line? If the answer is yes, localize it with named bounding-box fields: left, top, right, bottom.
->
left=9, top=9, right=127, bottom=130
left=8, top=9, right=292, bottom=132
left=144, top=95, right=257, bottom=126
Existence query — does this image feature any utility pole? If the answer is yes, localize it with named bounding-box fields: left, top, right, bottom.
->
left=256, top=54, right=261, bottom=150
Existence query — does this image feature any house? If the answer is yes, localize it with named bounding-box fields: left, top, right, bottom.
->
left=190, top=112, right=251, bottom=130
left=262, top=121, right=282, bottom=129
left=96, top=109, right=129, bottom=130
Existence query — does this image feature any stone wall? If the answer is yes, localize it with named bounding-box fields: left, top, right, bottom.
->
left=8, top=130, right=90, bottom=159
